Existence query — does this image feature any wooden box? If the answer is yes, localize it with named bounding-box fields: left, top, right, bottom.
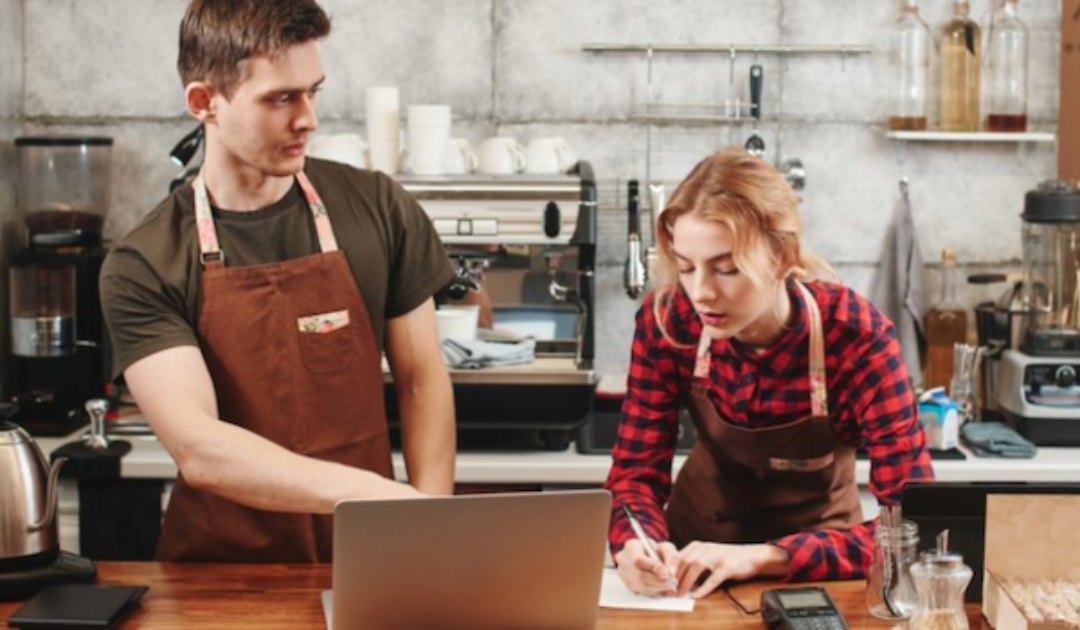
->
left=982, top=495, right=1080, bottom=629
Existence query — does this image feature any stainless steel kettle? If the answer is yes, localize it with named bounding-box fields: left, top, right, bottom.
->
left=0, top=403, right=67, bottom=570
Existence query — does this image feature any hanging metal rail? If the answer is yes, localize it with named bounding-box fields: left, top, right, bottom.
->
left=582, top=43, right=873, bottom=55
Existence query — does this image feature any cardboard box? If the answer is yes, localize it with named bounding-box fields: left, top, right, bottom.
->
left=982, top=495, right=1080, bottom=629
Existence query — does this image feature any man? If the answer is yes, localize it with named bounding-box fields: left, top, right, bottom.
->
left=100, top=0, right=456, bottom=562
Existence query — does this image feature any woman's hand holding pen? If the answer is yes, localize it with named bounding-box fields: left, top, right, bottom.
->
left=614, top=539, right=681, bottom=597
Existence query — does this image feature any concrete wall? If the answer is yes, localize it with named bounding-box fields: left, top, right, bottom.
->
left=9, top=0, right=1062, bottom=378
left=1, top=0, right=24, bottom=397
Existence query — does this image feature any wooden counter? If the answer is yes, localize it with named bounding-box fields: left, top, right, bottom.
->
left=0, top=562, right=994, bottom=629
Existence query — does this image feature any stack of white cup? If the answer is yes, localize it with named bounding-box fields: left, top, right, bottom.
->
left=407, top=105, right=452, bottom=176
left=366, top=87, right=400, bottom=175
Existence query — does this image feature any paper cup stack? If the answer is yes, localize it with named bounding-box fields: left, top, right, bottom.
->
left=407, top=105, right=452, bottom=176
left=366, top=87, right=400, bottom=175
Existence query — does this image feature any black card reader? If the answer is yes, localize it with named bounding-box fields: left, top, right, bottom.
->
left=761, top=587, right=849, bottom=630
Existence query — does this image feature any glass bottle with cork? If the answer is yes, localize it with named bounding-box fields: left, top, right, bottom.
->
left=940, top=0, right=982, bottom=132
left=985, top=0, right=1028, bottom=132
left=924, top=249, right=968, bottom=393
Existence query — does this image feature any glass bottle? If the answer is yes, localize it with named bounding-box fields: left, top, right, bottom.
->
left=887, top=0, right=932, bottom=131
left=985, top=0, right=1029, bottom=132
left=908, top=532, right=972, bottom=630
left=867, top=519, right=919, bottom=619
left=940, top=1, right=982, bottom=132
left=925, top=249, right=969, bottom=393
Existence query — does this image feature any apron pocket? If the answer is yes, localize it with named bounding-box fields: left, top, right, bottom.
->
left=298, top=316, right=361, bottom=374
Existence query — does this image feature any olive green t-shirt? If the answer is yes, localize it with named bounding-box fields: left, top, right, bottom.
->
left=100, top=157, right=454, bottom=378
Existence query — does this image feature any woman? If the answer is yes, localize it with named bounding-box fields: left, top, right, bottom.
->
left=605, top=149, right=933, bottom=598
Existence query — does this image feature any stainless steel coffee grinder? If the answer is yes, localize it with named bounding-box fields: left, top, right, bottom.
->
left=7, top=137, right=113, bottom=436
left=997, top=180, right=1080, bottom=445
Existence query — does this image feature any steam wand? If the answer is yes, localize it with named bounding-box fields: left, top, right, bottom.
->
left=624, top=179, right=647, bottom=299
left=547, top=252, right=588, bottom=367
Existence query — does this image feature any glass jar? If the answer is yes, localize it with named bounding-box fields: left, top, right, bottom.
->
left=867, top=519, right=919, bottom=619
left=985, top=0, right=1028, bottom=132
left=909, top=550, right=973, bottom=630
left=940, top=1, right=982, bottom=132
left=887, top=0, right=932, bottom=131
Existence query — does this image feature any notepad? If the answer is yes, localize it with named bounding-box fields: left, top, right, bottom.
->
left=598, top=568, right=695, bottom=612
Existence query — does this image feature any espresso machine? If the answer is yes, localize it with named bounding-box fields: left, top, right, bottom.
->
left=7, top=137, right=113, bottom=436
left=997, top=180, right=1080, bottom=445
left=385, top=163, right=598, bottom=450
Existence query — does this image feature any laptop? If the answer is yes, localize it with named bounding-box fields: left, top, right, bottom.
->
left=324, top=490, right=611, bottom=630
left=901, top=481, right=1080, bottom=602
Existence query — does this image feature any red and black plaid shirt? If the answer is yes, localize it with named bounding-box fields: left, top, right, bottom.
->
left=604, top=280, right=934, bottom=582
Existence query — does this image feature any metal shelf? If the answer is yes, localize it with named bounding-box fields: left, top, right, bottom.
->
left=886, top=130, right=1056, bottom=143
left=583, top=43, right=873, bottom=56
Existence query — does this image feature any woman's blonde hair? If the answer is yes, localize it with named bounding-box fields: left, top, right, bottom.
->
left=652, top=148, right=836, bottom=345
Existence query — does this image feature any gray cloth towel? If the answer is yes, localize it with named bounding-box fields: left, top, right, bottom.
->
left=961, top=421, right=1037, bottom=458
left=870, top=186, right=928, bottom=389
left=441, top=338, right=536, bottom=369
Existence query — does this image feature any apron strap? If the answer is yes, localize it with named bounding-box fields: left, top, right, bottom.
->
left=295, top=171, right=340, bottom=253
left=689, top=281, right=829, bottom=416
left=693, top=330, right=712, bottom=379
left=795, top=282, right=829, bottom=417
left=192, top=172, right=224, bottom=266
left=192, top=170, right=340, bottom=267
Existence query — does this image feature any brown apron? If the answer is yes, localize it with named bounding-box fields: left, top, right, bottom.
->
left=156, top=170, right=394, bottom=562
left=667, top=282, right=863, bottom=545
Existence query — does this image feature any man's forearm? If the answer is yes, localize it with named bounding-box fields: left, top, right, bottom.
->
left=397, top=377, right=456, bottom=495
left=174, top=417, right=417, bottom=514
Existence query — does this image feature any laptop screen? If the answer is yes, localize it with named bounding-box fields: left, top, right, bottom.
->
left=901, top=481, right=1080, bottom=602
left=330, top=490, right=611, bottom=630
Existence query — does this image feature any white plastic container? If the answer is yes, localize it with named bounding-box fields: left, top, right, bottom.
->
left=436, top=305, right=479, bottom=340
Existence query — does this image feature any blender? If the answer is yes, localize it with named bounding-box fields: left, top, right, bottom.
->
left=997, top=180, right=1080, bottom=445
left=7, top=137, right=113, bottom=436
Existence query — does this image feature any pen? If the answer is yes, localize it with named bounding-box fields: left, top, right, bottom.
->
left=619, top=500, right=678, bottom=590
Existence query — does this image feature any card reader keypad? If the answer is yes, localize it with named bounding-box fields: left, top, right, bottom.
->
left=790, top=617, right=847, bottom=630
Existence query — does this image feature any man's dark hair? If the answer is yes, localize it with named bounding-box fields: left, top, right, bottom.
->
left=178, top=0, right=331, bottom=97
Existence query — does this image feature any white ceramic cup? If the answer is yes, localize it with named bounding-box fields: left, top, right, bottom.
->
left=477, top=137, right=526, bottom=175
left=306, top=133, right=368, bottom=169
left=436, top=304, right=479, bottom=340
left=365, top=87, right=400, bottom=174
left=407, top=105, right=452, bottom=175
left=525, top=137, right=577, bottom=174
left=365, top=87, right=400, bottom=139
left=444, top=138, right=479, bottom=175
left=367, top=138, right=400, bottom=175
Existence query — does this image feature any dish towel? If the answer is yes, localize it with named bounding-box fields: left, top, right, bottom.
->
left=441, top=338, right=536, bottom=369
left=961, top=421, right=1037, bottom=458
left=870, top=185, right=928, bottom=389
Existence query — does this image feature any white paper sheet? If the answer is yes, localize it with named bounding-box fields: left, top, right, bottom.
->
left=322, top=590, right=333, bottom=630
left=598, top=568, right=695, bottom=612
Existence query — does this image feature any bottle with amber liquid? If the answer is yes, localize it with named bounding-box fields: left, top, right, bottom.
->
left=940, top=1, right=982, bottom=132
left=924, top=249, right=969, bottom=393
left=887, top=0, right=932, bottom=131
left=985, top=0, right=1028, bottom=132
